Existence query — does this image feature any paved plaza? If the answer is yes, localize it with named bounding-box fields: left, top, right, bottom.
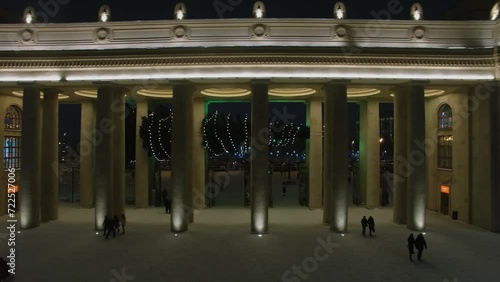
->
left=1, top=172, right=499, bottom=282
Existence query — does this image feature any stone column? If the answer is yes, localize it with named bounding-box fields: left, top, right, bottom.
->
left=41, top=89, right=59, bottom=222
left=307, top=100, right=323, bottom=209
left=135, top=100, right=149, bottom=208
left=20, top=86, right=42, bottom=229
left=323, top=82, right=349, bottom=232
left=393, top=88, right=408, bottom=224
left=113, top=90, right=126, bottom=216
left=192, top=98, right=206, bottom=209
left=171, top=81, right=194, bottom=233
left=94, top=85, right=115, bottom=230
left=359, top=100, right=380, bottom=208
left=406, top=82, right=426, bottom=231
left=79, top=101, right=95, bottom=208
left=251, top=80, right=269, bottom=234
left=491, top=84, right=500, bottom=233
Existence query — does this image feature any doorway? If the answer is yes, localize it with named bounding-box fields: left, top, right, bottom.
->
left=440, top=185, right=450, bottom=215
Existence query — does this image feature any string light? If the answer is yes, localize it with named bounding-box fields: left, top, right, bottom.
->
left=145, top=110, right=308, bottom=159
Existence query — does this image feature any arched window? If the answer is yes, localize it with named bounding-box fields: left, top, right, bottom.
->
left=437, top=104, right=452, bottom=169
left=438, top=104, right=452, bottom=130
left=4, top=105, right=22, bottom=130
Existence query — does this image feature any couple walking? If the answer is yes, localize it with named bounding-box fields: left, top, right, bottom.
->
left=361, top=216, right=375, bottom=236
left=407, top=233, right=427, bottom=261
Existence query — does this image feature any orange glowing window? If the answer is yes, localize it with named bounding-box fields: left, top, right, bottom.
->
left=440, top=185, right=450, bottom=194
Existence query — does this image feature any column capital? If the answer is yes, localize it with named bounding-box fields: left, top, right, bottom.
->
left=41, top=88, right=62, bottom=96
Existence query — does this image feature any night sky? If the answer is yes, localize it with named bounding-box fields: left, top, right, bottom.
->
left=0, top=0, right=464, bottom=157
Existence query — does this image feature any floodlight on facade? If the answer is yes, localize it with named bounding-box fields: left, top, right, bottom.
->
left=411, top=3, right=423, bottom=20
left=174, top=3, right=186, bottom=20
left=491, top=2, right=500, bottom=20
left=334, top=2, right=346, bottom=19
left=98, top=5, right=111, bottom=22
left=23, top=7, right=35, bottom=24
left=253, top=2, right=266, bottom=19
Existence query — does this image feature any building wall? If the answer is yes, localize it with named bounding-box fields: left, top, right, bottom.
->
left=425, top=91, right=470, bottom=222
left=0, top=95, right=23, bottom=216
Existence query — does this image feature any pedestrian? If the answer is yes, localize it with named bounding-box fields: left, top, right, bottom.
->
left=361, top=216, right=368, bottom=236
left=166, top=198, right=171, bottom=214
left=113, top=215, right=120, bottom=233
left=102, top=215, right=110, bottom=237
left=407, top=233, right=415, bottom=262
left=282, top=186, right=286, bottom=196
left=415, top=233, right=427, bottom=261
left=162, top=188, right=169, bottom=214
left=120, top=214, right=126, bottom=234
left=368, top=216, right=375, bottom=236
left=105, top=216, right=116, bottom=239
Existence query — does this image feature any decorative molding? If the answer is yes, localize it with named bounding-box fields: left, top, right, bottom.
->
left=251, top=24, right=268, bottom=39
left=18, top=29, right=37, bottom=44
left=0, top=55, right=494, bottom=69
left=0, top=19, right=496, bottom=51
left=411, top=26, right=427, bottom=41
left=332, top=25, right=349, bottom=40
left=172, top=25, right=189, bottom=40
left=94, top=28, right=111, bottom=42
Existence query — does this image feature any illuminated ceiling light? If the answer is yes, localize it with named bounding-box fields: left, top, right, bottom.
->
left=268, top=88, right=316, bottom=97
left=12, top=91, right=69, bottom=100
left=201, top=88, right=251, bottom=98
left=253, top=1, right=266, bottom=19
left=347, top=88, right=381, bottom=97
left=98, top=5, right=111, bottom=22
left=64, top=72, right=494, bottom=81
left=137, top=89, right=173, bottom=98
left=389, top=89, right=445, bottom=98
left=75, top=90, right=98, bottom=98
left=411, top=3, right=423, bottom=20
left=491, top=2, right=500, bottom=20
left=174, top=3, right=186, bottom=20
left=258, top=234, right=263, bottom=237
left=334, top=2, right=346, bottom=19
left=23, top=7, right=35, bottom=24
left=424, top=89, right=445, bottom=97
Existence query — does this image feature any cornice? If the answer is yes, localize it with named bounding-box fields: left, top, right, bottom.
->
left=0, top=19, right=498, bottom=52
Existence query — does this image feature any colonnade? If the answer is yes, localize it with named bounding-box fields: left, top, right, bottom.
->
left=17, top=80, right=434, bottom=233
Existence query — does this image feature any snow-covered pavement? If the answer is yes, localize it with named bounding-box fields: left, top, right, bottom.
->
left=1, top=172, right=499, bottom=282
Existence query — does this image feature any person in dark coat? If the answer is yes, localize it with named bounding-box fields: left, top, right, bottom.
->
left=361, top=216, right=368, bottom=236
left=162, top=188, right=169, bottom=214
left=415, top=233, right=427, bottom=261
left=102, top=215, right=110, bottom=237
left=105, top=216, right=116, bottom=239
left=113, top=215, right=120, bottom=233
left=407, top=233, right=415, bottom=262
left=282, top=186, right=286, bottom=196
left=368, top=216, right=375, bottom=236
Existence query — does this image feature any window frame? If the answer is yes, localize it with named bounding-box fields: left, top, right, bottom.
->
left=4, top=105, right=22, bottom=131
left=4, top=136, right=22, bottom=170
